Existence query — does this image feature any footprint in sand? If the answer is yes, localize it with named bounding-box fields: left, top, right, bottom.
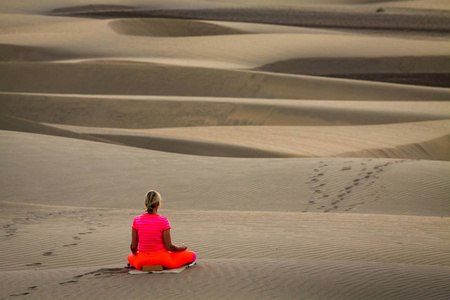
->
left=59, top=280, right=78, bottom=285
left=25, top=262, right=42, bottom=267
left=344, top=202, right=366, bottom=212
left=10, top=292, right=30, bottom=296
left=3, top=223, right=17, bottom=237
left=374, top=164, right=383, bottom=170
left=306, top=162, right=333, bottom=212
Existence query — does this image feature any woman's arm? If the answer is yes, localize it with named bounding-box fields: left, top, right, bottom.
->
left=130, top=228, right=138, bottom=254
left=163, top=229, right=187, bottom=252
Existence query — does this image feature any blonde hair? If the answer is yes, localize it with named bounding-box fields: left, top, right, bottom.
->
left=145, top=190, right=162, bottom=213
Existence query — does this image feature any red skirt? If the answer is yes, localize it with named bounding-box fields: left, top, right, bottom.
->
left=127, top=249, right=196, bottom=270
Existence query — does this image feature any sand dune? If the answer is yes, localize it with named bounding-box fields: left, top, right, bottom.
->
left=1, top=1, right=449, bottom=299
left=1, top=62, right=449, bottom=100
left=3, top=0, right=450, bottom=15
left=47, top=120, right=450, bottom=160
left=3, top=201, right=447, bottom=271
left=2, top=259, right=449, bottom=299
left=3, top=93, right=449, bottom=159
left=53, top=4, right=450, bottom=38
left=0, top=16, right=448, bottom=86
left=2, top=93, right=449, bottom=128
left=0, top=113, right=121, bottom=146
left=1, top=130, right=450, bottom=297
left=2, top=130, right=449, bottom=216
left=257, top=56, right=450, bottom=87
left=1, top=202, right=449, bottom=299
left=109, top=18, right=246, bottom=37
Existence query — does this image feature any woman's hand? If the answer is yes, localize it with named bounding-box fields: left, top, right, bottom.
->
left=163, top=229, right=188, bottom=252
left=178, top=243, right=187, bottom=251
left=130, top=243, right=138, bottom=255
left=131, top=228, right=138, bottom=254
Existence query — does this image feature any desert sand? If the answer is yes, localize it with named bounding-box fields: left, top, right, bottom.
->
left=1, top=0, right=449, bottom=299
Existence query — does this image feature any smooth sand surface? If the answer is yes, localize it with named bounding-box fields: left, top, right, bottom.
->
left=1, top=0, right=449, bottom=299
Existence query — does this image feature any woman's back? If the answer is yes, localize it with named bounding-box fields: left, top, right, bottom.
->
left=132, top=214, right=171, bottom=252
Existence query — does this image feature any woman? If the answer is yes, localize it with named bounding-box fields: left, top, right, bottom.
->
left=127, top=190, right=196, bottom=270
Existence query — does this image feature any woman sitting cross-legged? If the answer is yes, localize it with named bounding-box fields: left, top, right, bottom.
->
left=127, top=190, right=196, bottom=270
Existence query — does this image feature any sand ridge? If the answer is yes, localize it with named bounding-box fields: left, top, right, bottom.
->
left=44, top=120, right=450, bottom=160
left=1, top=62, right=449, bottom=100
